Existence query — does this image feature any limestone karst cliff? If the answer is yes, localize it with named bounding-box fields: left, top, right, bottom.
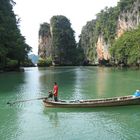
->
left=38, top=16, right=80, bottom=66
left=96, top=35, right=110, bottom=61
left=117, top=0, right=140, bottom=37
left=79, top=0, right=140, bottom=64
left=38, top=23, right=52, bottom=59
left=38, top=0, right=140, bottom=66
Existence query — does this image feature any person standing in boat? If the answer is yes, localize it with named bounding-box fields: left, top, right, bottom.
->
left=53, top=82, right=59, bottom=101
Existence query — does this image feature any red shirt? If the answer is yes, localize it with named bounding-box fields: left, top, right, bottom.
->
left=53, top=85, right=58, bottom=96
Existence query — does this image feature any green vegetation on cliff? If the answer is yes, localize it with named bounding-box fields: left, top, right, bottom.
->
left=38, top=0, right=137, bottom=66
left=50, top=15, right=77, bottom=65
left=38, top=15, right=84, bottom=66
left=79, top=6, right=119, bottom=63
left=78, top=20, right=97, bottom=63
left=79, top=0, right=138, bottom=66
left=39, top=23, right=50, bottom=38
left=110, top=26, right=140, bottom=66
left=0, top=0, right=31, bottom=71
left=118, top=0, right=135, bottom=12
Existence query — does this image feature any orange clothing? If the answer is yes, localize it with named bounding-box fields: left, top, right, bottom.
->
left=53, top=85, right=58, bottom=96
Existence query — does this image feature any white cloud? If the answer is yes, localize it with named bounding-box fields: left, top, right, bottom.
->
left=13, top=0, right=118, bottom=55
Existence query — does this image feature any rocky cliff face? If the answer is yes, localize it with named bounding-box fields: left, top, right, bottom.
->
left=38, top=16, right=78, bottom=65
left=38, top=35, right=52, bottom=59
left=117, top=0, right=140, bottom=38
left=96, top=0, right=140, bottom=61
left=96, top=35, right=110, bottom=61
left=80, top=0, right=140, bottom=63
left=38, top=23, right=52, bottom=59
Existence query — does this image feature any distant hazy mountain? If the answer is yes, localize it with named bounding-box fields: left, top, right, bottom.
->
left=28, top=54, right=39, bottom=64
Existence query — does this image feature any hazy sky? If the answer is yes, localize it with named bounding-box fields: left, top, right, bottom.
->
left=13, top=0, right=119, bottom=55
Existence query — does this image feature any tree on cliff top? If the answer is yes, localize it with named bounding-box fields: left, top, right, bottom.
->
left=39, top=22, right=50, bottom=37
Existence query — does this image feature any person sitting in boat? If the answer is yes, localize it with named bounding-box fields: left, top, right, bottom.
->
left=133, top=90, right=140, bottom=97
left=48, top=91, right=53, bottom=98
left=53, top=82, right=59, bottom=101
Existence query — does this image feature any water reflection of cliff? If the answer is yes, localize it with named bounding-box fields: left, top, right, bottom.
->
left=96, top=67, right=108, bottom=96
left=38, top=67, right=77, bottom=100
left=72, top=67, right=86, bottom=100
left=72, top=67, right=109, bottom=99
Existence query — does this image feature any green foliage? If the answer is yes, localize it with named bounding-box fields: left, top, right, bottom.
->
left=76, top=46, right=85, bottom=65
left=79, top=0, right=139, bottom=65
left=21, top=58, right=35, bottom=67
left=97, top=7, right=119, bottom=42
left=79, top=6, right=119, bottom=63
left=0, top=0, right=31, bottom=70
left=39, top=22, right=50, bottom=37
left=118, top=0, right=134, bottom=12
left=37, top=57, right=52, bottom=67
left=50, top=15, right=77, bottom=65
left=6, top=58, right=18, bottom=67
left=110, top=26, right=140, bottom=65
left=79, top=20, right=97, bottom=63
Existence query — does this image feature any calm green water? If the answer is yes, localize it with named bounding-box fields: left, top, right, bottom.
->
left=0, top=66, right=140, bottom=140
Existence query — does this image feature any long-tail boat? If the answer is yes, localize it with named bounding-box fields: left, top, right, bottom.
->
left=43, top=95, right=140, bottom=108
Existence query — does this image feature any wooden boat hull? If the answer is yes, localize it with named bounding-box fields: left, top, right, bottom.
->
left=43, top=95, right=140, bottom=108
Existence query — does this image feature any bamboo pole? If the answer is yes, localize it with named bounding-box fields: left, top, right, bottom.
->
left=7, top=96, right=48, bottom=106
